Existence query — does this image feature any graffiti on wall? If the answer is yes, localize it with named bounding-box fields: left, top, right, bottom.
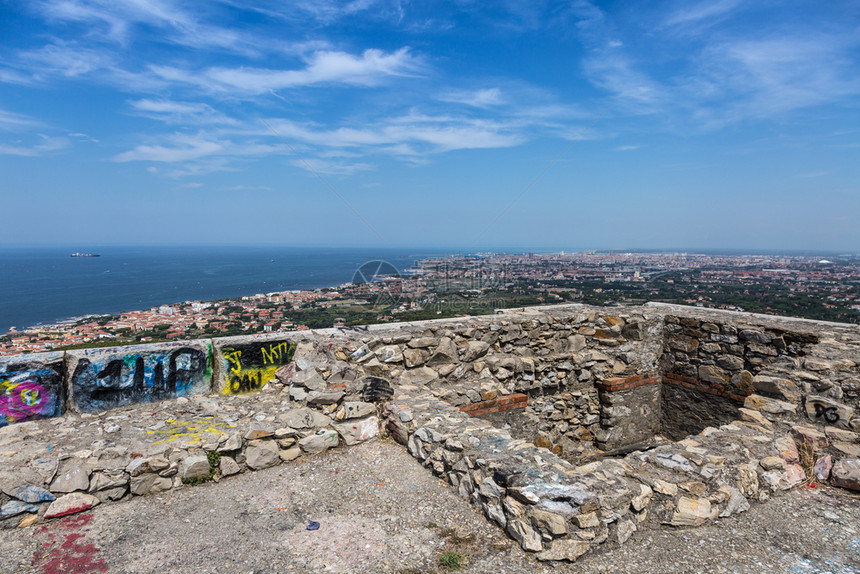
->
left=220, top=340, right=296, bottom=394
left=70, top=345, right=212, bottom=412
left=0, top=357, right=64, bottom=426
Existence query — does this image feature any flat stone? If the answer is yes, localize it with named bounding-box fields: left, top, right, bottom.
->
left=669, top=497, right=711, bottom=526
left=0, top=500, right=39, bottom=519
left=536, top=538, right=590, bottom=561
left=760, top=456, right=785, bottom=471
left=804, top=396, right=855, bottom=430
left=219, top=456, right=241, bottom=476
left=833, top=441, right=860, bottom=457
left=575, top=512, right=600, bottom=528
left=825, top=427, right=860, bottom=443
left=3, top=484, right=55, bottom=503
left=298, top=429, right=339, bottom=454
left=333, top=416, right=379, bottom=446
left=44, top=493, right=100, bottom=519
left=245, top=444, right=280, bottom=470
left=244, top=422, right=274, bottom=440
left=179, top=455, right=211, bottom=481
left=739, top=408, right=773, bottom=427
left=529, top=509, right=567, bottom=536
left=744, top=394, right=796, bottom=415
left=339, top=401, right=376, bottom=420
left=752, top=375, right=800, bottom=403
left=830, top=459, right=860, bottom=491
left=653, top=479, right=678, bottom=496
left=129, top=473, right=172, bottom=496
left=281, top=408, right=332, bottom=429
left=50, top=462, right=91, bottom=493
left=307, top=390, right=345, bottom=406
left=217, top=433, right=242, bottom=452
left=88, top=471, right=129, bottom=492
left=279, top=447, right=301, bottom=462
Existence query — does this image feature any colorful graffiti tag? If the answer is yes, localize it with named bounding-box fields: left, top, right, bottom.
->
left=0, top=367, right=63, bottom=426
left=70, top=344, right=212, bottom=412
left=220, top=340, right=296, bottom=394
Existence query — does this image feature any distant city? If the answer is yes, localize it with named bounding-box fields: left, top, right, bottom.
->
left=2, top=250, right=858, bottom=356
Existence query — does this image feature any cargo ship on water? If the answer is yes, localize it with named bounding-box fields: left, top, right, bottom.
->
left=70, top=252, right=100, bottom=257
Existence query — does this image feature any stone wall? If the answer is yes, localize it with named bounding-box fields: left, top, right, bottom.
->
left=3, top=303, right=860, bottom=562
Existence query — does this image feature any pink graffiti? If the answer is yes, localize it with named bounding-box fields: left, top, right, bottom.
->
left=1, top=379, right=51, bottom=421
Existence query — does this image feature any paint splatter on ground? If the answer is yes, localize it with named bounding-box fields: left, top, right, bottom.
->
left=31, top=513, right=109, bottom=574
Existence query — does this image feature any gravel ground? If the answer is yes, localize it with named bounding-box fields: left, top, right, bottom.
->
left=2, top=439, right=859, bottom=574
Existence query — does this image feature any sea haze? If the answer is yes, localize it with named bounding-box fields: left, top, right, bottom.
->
left=0, top=246, right=441, bottom=332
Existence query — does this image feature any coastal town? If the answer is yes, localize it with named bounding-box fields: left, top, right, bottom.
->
left=2, top=251, right=858, bottom=356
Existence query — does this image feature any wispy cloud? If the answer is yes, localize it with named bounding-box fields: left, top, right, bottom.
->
left=438, top=88, right=505, bottom=107
left=665, top=0, right=743, bottom=28
left=0, top=134, right=68, bottom=156
left=33, top=0, right=252, bottom=53
left=129, top=99, right=238, bottom=125
left=150, top=48, right=422, bottom=94
left=0, top=109, right=42, bottom=130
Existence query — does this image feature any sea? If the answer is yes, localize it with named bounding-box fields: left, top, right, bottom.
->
left=0, top=246, right=450, bottom=332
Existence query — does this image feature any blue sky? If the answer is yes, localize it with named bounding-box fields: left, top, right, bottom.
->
left=1, top=1, right=859, bottom=251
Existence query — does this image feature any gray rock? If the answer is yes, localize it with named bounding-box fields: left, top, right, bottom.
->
left=50, top=462, right=91, bottom=493
left=307, top=389, right=345, bottom=405
left=805, top=396, right=855, bottom=430
left=753, top=375, right=800, bottom=403
left=281, top=408, right=332, bottom=429
left=244, top=422, right=274, bottom=440
left=217, top=433, right=243, bottom=452
left=399, top=366, right=439, bottom=386
left=427, top=337, right=458, bottom=365
left=506, top=518, right=542, bottom=552
left=462, top=341, right=491, bottom=362
left=279, top=447, right=301, bottom=462
left=298, top=429, right=340, bottom=454
left=245, top=444, right=280, bottom=470
left=333, top=416, right=379, bottom=446
left=179, top=455, right=211, bottom=481
left=536, top=538, right=590, bottom=561
left=292, top=368, right=327, bottom=391
left=403, top=348, right=430, bottom=368
left=830, top=459, right=860, bottom=491
left=219, top=456, right=241, bottom=477
left=289, top=386, right=308, bottom=402
left=88, top=471, right=128, bottom=492
left=340, top=401, right=375, bottom=420
left=44, top=493, right=100, bottom=519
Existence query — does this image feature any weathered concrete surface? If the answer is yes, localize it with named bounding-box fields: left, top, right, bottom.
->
left=1, top=441, right=858, bottom=574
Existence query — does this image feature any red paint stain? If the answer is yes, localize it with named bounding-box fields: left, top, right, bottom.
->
left=32, top=512, right=108, bottom=574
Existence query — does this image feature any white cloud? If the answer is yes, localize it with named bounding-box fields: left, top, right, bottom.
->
left=114, top=133, right=225, bottom=162
left=0, top=109, right=42, bottom=130
left=438, top=88, right=505, bottom=107
left=151, top=48, right=422, bottom=94
left=665, top=0, right=742, bottom=27
left=0, top=134, right=68, bottom=156
left=129, top=99, right=238, bottom=125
